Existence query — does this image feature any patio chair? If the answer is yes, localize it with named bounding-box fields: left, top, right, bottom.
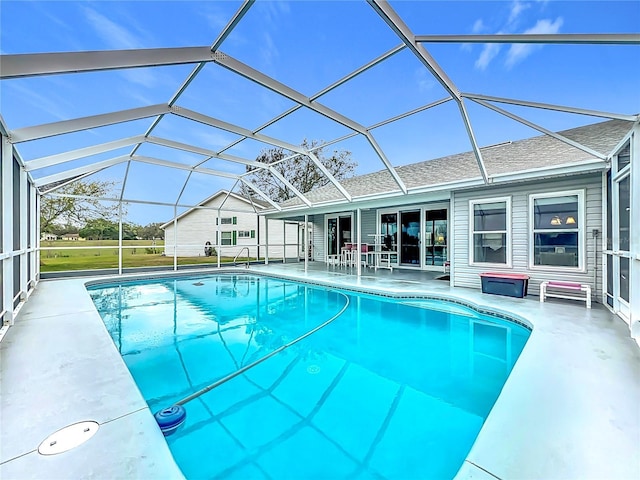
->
left=341, top=244, right=354, bottom=266
left=360, top=244, right=370, bottom=268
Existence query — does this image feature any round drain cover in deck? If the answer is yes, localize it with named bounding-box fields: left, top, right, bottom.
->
left=38, top=421, right=100, bottom=455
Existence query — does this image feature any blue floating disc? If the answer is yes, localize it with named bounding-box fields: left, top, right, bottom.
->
left=155, top=405, right=186, bottom=436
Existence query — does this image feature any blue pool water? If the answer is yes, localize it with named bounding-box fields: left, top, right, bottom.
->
left=88, top=273, right=530, bottom=480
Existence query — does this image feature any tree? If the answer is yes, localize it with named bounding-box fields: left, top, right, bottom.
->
left=79, top=219, right=138, bottom=240
left=138, top=222, right=164, bottom=240
left=240, top=139, right=357, bottom=202
left=40, top=180, right=125, bottom=233
left=79, top=219, right=119, bottom=240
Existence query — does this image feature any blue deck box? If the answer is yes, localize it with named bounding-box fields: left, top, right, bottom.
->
left=480, top=272, right=530, bottom=298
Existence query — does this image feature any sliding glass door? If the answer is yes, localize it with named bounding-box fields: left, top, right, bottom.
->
left=377, top=206, right=448, bottom=270
left=400, top=210, right=420, bottom=266
left=425, top=209, right=448, bottom=268
left=326, top=214, right=352, bottom=260
left=378, top=213, right=397, bottom=250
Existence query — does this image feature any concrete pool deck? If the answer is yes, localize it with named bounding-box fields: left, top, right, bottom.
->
left=1, top=264, right=638, bottom=479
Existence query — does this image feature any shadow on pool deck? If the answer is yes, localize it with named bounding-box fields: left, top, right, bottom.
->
left=1, top=264, right=638, bottom=479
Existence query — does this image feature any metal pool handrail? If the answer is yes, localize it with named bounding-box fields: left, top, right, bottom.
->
left=173, top=291, right=351, bottom=407
left=233, top=246, right=250, bottom=267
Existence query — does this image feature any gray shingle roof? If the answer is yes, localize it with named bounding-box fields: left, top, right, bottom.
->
left=279, top=119, right=632, bottom=208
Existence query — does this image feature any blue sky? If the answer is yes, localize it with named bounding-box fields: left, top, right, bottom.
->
left=1, top=0, right=639, bottom=225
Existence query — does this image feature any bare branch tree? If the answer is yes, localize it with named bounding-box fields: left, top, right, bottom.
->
left=241, top=139, right=357, bottom=202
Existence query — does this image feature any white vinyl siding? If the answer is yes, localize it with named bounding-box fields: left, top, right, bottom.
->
left=453, top=174, right=603, bottom=298
left=163, top=194, right=296, bottom=258
left=313, top=215, right=324, bottom=261
left=360, top=209, right=378, bottom=247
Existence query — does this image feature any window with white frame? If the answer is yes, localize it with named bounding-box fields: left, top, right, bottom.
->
left=530, top=191, right=582, bottom=268
left=220, top=231, right=234, bottom=246
left=470, top=197, right=510, bottom=265
left=238, top=230, right=255, bottom=238
left=217, top=216, right=236, bottom=225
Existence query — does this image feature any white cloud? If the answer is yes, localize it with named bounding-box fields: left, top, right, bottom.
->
left=462, top=18, right=486, bottom=52
left=120, top=86, right=154, bottom=106
left=475, top=43, right=502, bottom=70
left=5, top=82, right=71, bottom=122
left=472, top=19, right=486, bottom=33
left=79, top=7, right=178, bottom=92
left=255, top=0, right=291, bottom=36
left=260, top=31, right=278, bottom=69
left=474, top=0, right=562, bottom=70
left=505, top=17, right=563, bottom=68
left=81, top=6, right=143, bottom=50
left=508, top=0, right=531, bottom=27
left=255, top=2, right=291, bottom=69
left=121, top=68, right=159, bottom=89
left=43, top=9, right=72, bottom=31
left=194, top=130, right=238, bottom=151
left=472, top=1, right=525, bottom=68
left=415, top=68, right=436, bottom=92
left=204, top=11, right=229, bottom=33
left=263, top=1, right=291, bottom=22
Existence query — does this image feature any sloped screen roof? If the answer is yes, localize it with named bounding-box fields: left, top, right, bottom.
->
left=0, top=0, right=638, bottom=224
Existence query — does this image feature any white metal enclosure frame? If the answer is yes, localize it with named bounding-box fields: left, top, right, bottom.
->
left=1, top=1, right=638, bottom=206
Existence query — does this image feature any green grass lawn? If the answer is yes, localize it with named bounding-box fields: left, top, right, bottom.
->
left=39, top=240, right=244, bottom=272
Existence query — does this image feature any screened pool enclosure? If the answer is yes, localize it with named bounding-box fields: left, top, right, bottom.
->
left=0, top=0, right=639, bottom=337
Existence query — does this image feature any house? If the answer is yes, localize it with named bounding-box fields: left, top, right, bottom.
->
left=265, top=118, right=638, bottom=334
left=61, top=233, right=81, bottom=241
left=161, top=190, right=305, bottom=260
left=40, top=233, right=58, bottom=241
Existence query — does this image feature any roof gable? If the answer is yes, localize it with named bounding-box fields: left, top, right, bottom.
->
left=160, top=190, right=269, bottom=229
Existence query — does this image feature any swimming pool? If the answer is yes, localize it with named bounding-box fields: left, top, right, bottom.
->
left=88, top=273, right=530, bottom=479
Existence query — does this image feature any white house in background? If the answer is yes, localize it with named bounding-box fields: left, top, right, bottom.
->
left=161, top=190, right=303, bottom=260
left=61, top=233, right=81, bottom=241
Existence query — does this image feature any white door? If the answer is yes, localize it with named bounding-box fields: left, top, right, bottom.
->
left=605, top=144, right=631, bottom=322
left=424, top=208, right=448, bottom=271
left=325, top=214, right=353, bottom=261
left=615, top=172, right=631, bottom=319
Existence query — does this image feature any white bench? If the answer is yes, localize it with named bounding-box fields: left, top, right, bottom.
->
left=540, top=281, right=591, bottom=308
